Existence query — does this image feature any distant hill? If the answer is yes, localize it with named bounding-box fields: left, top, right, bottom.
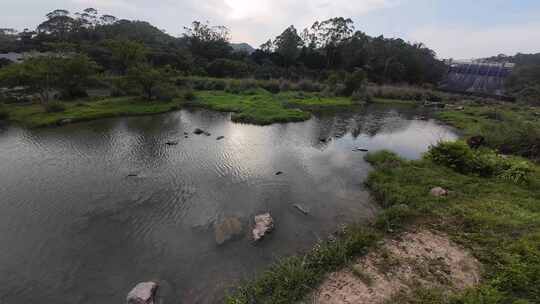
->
left=230, top=43, right=255, bottom=54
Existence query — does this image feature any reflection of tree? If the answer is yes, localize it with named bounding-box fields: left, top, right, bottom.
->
left=311, top=105, right=424, bottom=149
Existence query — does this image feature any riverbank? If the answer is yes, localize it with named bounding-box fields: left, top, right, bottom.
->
left=226, top=105, right=540, bottom=303
left=1, top=90, right=371, bottom=128
left=0, top=96, right=181, bottom=128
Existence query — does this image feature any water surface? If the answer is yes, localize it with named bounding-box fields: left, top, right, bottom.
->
left=0, top=105, right=457, bottom=303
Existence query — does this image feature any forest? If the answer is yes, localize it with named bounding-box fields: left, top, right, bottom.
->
left=0, top=8, right=446, bottom=97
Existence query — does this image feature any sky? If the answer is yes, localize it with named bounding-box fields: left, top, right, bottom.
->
left=2, top=0, right=540, bottom=59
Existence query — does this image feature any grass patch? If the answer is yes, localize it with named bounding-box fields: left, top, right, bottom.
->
left=3, top=97, right=180, bottom=127
left=438, top=105, right=540, bottom=160
left=365, top=149, right=540, bottom=303
left=191, top=90, right=358, bottom=125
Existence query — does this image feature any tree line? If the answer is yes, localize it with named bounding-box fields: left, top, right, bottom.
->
left=0, top=8, right=447, bottom=102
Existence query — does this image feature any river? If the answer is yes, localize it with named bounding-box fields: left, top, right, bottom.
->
left=0, top=104, right=457, bottom=303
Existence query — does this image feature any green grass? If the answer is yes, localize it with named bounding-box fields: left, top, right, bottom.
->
left=372, top=97, right=419, bottom=105
left=3, top=97, right=181, bottom=128
left=438, top=104, right=540, bottom=160
left=191, top=90, right=360, bottom=125
left=365, top=149, right=540, bottom=303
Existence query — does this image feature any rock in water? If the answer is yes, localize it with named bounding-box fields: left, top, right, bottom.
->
left=216, top=136, right=225, bottom=140
left=293, top=204, right=309, bottom=215
left=165, top=140, right=178, bottom=146
left=214, top=217, right=243, bottom=245
left=430, top=187, right=449, bottom=197
left=126, top=282, right=158, bottom=304
left=252, top=213, right=274, bottom=241
left=204, top=132, right=212, bottom=136
left=275, top=171, right=283, bottom=176
left=193, top=128, right=204, bottom=135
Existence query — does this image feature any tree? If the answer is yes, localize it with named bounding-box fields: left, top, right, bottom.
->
left=105, top=39, right=148, bottom=74
left=183, top=21, right=232, bottom=61
left=274, top=25, right=303, bottom=67
left=37, top=9, right=76, bottom=41
left=305, top=17, right=354, bottom=67
left=0, top=56, right=59, bottom=103
left=56, top=54, right=99, bottom=99
left=127, top=64, right=166, bottom=100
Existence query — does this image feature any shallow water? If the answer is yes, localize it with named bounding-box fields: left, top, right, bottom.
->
left=0, top=105, right=457, bottom=303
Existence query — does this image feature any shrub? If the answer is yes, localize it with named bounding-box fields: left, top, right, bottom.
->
left=0, top=107, right=9, bottom=121
left=260, top=79, right=280, bottom=93
left=206, top=59, right=250, bottom=78
left=427, top=141, right=534, bottom=183
left=497, top=160, right=533, bottom=184
left=154, top=83, right=179, bottom=102
left=183, top=89, right=196, bottom=101
left=44, top=102, right=66, bottom=113
left=297, top=79, right=323, bottom=92
left=343, top=69, right=367, bottom=96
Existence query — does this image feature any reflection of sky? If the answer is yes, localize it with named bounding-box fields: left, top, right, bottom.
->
left=340, top=119, right=458, bottom=160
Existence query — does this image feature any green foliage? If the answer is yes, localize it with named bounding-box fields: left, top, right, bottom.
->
left=55, top=54, right=99, bottom=99
left=44, top=101, right=66, bottom=113
left=0, top=105, right=9, bottom=120
left=206, top=59, right=250, bottom=78
left=426, top=141, right=533, bottom=183
left=127, top=64, right=166, bottom=100
left=154, top=83, right=178, bottom=102
left=2, top=97, right=179, bottom=127
left=438, top=106, right=540, bottom=161
left=343, top=68, right=366, bottom=96
left=105, top=39, right=148, bottom=74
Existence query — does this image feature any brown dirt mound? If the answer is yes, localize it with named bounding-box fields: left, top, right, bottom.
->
left=311, top=230, right=481, bottom=304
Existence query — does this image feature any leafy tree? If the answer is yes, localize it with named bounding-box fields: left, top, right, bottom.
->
left=56, top=54, right=99, bottom=99
left=0, top=56, right=59, bottom=103
left=273, top=25, right=303, bottom=67
left=206, top=59, right=249, bottom=78
left=127, top=64, right=166, bottom=100
left=183, top=21, right=232, bottom=61
left=37, top=9, right=76, bottom=41
left=105, top=39, right=148, bottom=74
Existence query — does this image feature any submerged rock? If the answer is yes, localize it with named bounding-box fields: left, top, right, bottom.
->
left=293, top=204, right=309, bottom=215
left=214, top=217, right=243, bottom=245
left=216, top=136, right=225, bottom=140
left=165, top=140, right=178, bottom=146
left=252, top=213, right=274, bottom=241
left=430, top=187, right=449, bottom=197
left=193, top=128, right=205, bottom=135
left=275, top=171, right=283, bottom=176
left=204, top=132, right=211, bottom=136
left=126, top=281, right=158, bottom=304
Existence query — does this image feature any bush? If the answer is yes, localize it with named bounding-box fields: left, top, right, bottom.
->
left=343, top=69, right=367, bottom=96
left=44, top=102, right=66, bottom=113
left=154, top=83, right=179, bottom=102
left=260, top=79, right=280, bottom=93
left=427, top=141, right=533, bottom=183
left=297, top=79, right=323, bottom=92
left=0, top=107, right=9, bottom=121
left=206, top=59, right=250, bottom=78
left=183, top=89, right=196, bottom=101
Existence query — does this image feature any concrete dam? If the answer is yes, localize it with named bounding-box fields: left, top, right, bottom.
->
left=439, top=60, right=515, bottom=97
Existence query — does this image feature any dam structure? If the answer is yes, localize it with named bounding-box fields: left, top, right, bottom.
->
left=439, top=59, right=515, bottom=97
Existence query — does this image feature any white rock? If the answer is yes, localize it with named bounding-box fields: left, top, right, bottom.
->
left=126, top=282, right=158, bottom=304
left=430, top=187, right=449, bottom=197
left=252, top=213, right=274, bottom=241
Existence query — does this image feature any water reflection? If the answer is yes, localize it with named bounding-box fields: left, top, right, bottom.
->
left=0, top=105, right=456, bottom=304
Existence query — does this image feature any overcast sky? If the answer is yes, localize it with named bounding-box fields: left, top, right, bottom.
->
left=3, top=0, right=540, bottom=59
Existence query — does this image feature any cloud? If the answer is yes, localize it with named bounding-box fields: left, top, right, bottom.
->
left=409, top=22, right=540, bottom=59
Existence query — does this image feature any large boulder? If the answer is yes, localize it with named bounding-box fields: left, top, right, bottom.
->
left=126, top=282, right=158, bottom=304
left=214, top=217, right=243, bottom=245
left=252, top=213, right=274, bottom=241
